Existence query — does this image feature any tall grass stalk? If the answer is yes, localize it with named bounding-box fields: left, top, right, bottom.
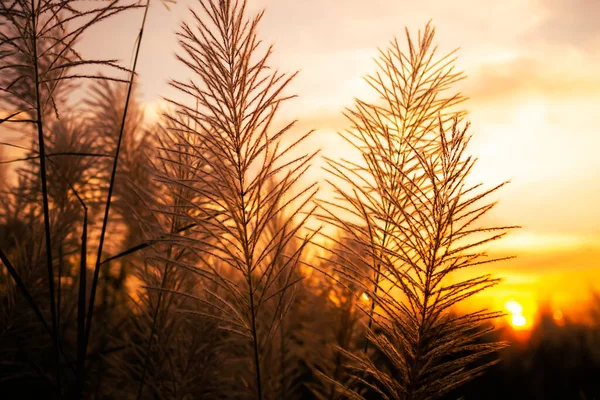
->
left=0, top=247, right=51, bottom=335
left=84, top=0, right=152, bottom=363
left=29, top=6, right=60, bottom=387
left=318, top=23, right=517, bottom=399
left=0, top=3, right=523, bottom=398
left=134, top=157, right=185, bottom=398
left=1, top=0, right=141, bottom=392
left=161, top=0, right=319, bottom=398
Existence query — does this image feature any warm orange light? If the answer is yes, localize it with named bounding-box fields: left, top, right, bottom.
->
left=511, top=314, right=527, bottom=327
left=360, top=292, right=370, bottom=302
left=328, top=291, right=341, bottom=307
left=505, top=300, right=530, bottom=330
left=505, top=300, right=523, bottom=316
left=553, top=310, right=563, bottom=321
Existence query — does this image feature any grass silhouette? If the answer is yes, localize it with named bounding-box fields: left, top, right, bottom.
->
left=0, top=1, right=527, bottom=399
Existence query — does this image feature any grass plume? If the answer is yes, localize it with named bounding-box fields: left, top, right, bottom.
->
left=317, top=22, right=517, bottom=399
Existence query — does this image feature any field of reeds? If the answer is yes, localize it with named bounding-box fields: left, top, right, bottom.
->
left=3, top=0, right=594, bottom=399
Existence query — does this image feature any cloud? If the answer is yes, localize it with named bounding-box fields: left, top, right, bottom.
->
left=532, top=0, right=600, bottom=47
left=254, top=0, right=541, bottom=56
left=462, top=55, right=600, bottom=102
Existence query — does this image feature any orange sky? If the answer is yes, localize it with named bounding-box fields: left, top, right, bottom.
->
left=8, top=0, right=600, bottom=328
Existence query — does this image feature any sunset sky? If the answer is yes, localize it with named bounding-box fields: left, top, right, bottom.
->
left=70, top=0, right=600, bottom=326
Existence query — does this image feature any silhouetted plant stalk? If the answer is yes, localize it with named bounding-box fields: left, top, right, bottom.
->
left=0, top=152, right=112, bottom=166
left=0, top=1, right=523, bottom=398
left=46, top=154, right=92, bottom=392
left=124, top=101, right=247, bottom=397
left=121, top=112, right=213, bottom=397
left=0, top=247, right=52, bottom=335
left=135, top=169, right=187, bottom=399
left=29, top=6, right=60, bottom=388
left=318, top=23, right=518, bottom=399
left=1, top=0, right=141, bottom=393
left=76, top=200, right=88, bottom=391
left=83, top=0, right=152, bottom=364
left=159, top=0, right=318, bottom=398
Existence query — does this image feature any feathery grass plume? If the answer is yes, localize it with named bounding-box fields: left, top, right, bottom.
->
left=0, top=114, right=107, bottom=397
left=69, top=80, right=157, bottom=397
left=253, top=184, right=309, bottom=399
left=161, top=0, right=318, bottom=398
left=0, top=0, right=139, bottom=123
left=102, top=108, right=224, bottom=399
left=302, top=234, right=372, bottom=400
left=83, top=0, right=152, bottom=379
left=318, top=22, right=517, bottom=399
left=0, top=0, right=141, bottom=395
left=84, top=79, right=154, bottom=262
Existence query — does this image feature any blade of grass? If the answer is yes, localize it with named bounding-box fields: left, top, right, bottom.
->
left=76, top=209, right=88, bottom=394
left=84, top=0, right=152, bottom=362
left=30, top=0, right=60, bottom=389
left=99, top=222, right=198, bottom=266
left=0, top=248, right=52, bottom=337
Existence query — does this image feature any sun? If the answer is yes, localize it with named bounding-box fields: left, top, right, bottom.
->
left=505, top=300, right=523, bottom=315
left=511, top=314, right=527, bottom=327
left=505, top=300, right=529, bottom=329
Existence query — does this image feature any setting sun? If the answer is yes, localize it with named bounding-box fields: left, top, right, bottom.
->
left=505, top=300, right=532, bottom=330
left=511, top=314, right=527, bottom=327
left=505, top=300, right=523, bottom=316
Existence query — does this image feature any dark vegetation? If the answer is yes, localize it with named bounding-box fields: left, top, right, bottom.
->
left=1, top=0, right=594, bottom=399
left=449, top=304, right=600, bottom=400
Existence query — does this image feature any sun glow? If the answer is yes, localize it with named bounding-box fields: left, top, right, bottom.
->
left=505, top=300, right=530, bottom=330
left=505, top=300, right=523, bottom=315
left=511, top=314, right=527, bottom=327
left=553, top=310, right=563, bottom=321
